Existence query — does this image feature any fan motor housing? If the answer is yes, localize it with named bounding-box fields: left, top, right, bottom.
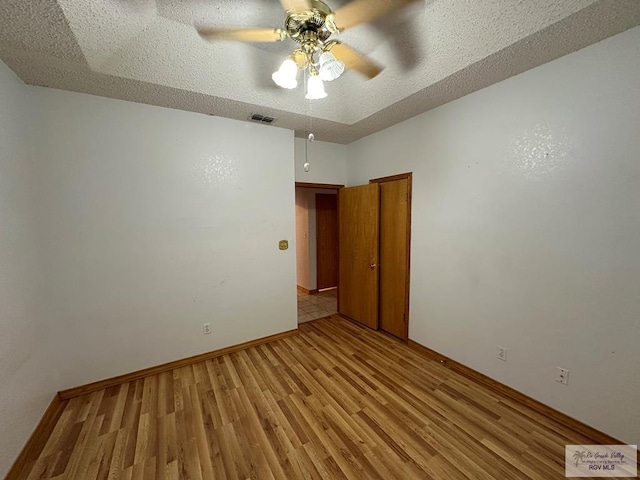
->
left=285, top=0, right=334, bottom=43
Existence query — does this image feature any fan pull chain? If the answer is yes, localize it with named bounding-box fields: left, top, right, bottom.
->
left=304, top=69, right=311, bottom=172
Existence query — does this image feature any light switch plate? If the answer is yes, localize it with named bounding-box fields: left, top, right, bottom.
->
left=279, top=240, right=289, bottom=250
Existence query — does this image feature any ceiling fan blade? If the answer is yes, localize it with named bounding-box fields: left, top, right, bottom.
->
left=279, top=0, right=312, bottom=13
left=197, top=27, right=286, bottom=43
left=330, top=43, right=382, bottom=79
left=333, top=0, right=419, bottom=31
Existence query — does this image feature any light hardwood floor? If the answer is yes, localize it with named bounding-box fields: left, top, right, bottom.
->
left=22, top=315, right=601, bottom=479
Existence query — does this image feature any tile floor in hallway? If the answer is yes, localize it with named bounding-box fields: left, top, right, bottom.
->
left=297, top=287, right=337, bottom=323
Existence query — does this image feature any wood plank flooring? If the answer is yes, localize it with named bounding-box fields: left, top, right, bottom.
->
left=21, top=315, right=602, bottom=479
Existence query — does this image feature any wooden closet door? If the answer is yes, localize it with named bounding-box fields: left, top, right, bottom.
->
left=338, top=183, right=380, bottom=329
left=379, top=178, right=410, bottom=339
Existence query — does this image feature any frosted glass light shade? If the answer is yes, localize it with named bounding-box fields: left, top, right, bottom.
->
left=305, top=75, right=327, bottom=100
left=272, top=59, right=298, bottom=89
left=318, top=52, right=345, bottom=81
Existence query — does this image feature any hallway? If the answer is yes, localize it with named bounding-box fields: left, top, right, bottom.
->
left=297, top=288, right=337, bottom=323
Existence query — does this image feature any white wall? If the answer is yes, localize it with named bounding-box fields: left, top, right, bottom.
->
left=306, top=190, right=321, bottom=290
left=347, top=27, right=640, bottom=444
left=294, top=137, right=347, bottom=185
left=295, top=188, right=311, bottom=289
left=31, top=88, right=298, bottom=391
left=0, top=62, right=57, bottom=477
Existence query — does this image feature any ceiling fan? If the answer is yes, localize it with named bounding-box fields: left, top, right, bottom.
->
left=195, top=0, right=419, bottom=99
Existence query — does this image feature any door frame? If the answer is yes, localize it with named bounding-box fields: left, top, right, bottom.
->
left=370, top=172, right=412, bottom=343
left=295, top=182, right=344, bottom=189
left=294, top=182, right=344, bottom=297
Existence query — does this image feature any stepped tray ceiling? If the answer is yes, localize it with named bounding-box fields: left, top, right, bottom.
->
left=1, top=0, right=639, bottom=144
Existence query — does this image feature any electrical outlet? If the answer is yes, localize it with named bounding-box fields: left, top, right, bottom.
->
left=203, top=323, right=211, bottom=335
left=497, top=346, right=507, bottom=361
left=556, top=367, right=569, bottom=385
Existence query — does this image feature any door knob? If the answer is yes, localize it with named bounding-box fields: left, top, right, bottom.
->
left=370, top=263, right=377, bottom=270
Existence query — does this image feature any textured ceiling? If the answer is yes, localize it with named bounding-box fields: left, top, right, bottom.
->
left=1, top=0, right=639, bottom=144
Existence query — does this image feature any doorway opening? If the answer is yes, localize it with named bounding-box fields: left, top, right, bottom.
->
left=295, top=182, right=343, bottom=324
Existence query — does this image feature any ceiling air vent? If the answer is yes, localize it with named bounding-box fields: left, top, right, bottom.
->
left=249, top=113, right=276, bottom=124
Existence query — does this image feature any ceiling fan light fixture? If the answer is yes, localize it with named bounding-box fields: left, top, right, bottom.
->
left=318, top=51, right=345, bottom=81
left=305, top=73, right=327, bottom=100
left=196, top=0, right=417, bottom=98
left=272, top=58, right=298, bottom=89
